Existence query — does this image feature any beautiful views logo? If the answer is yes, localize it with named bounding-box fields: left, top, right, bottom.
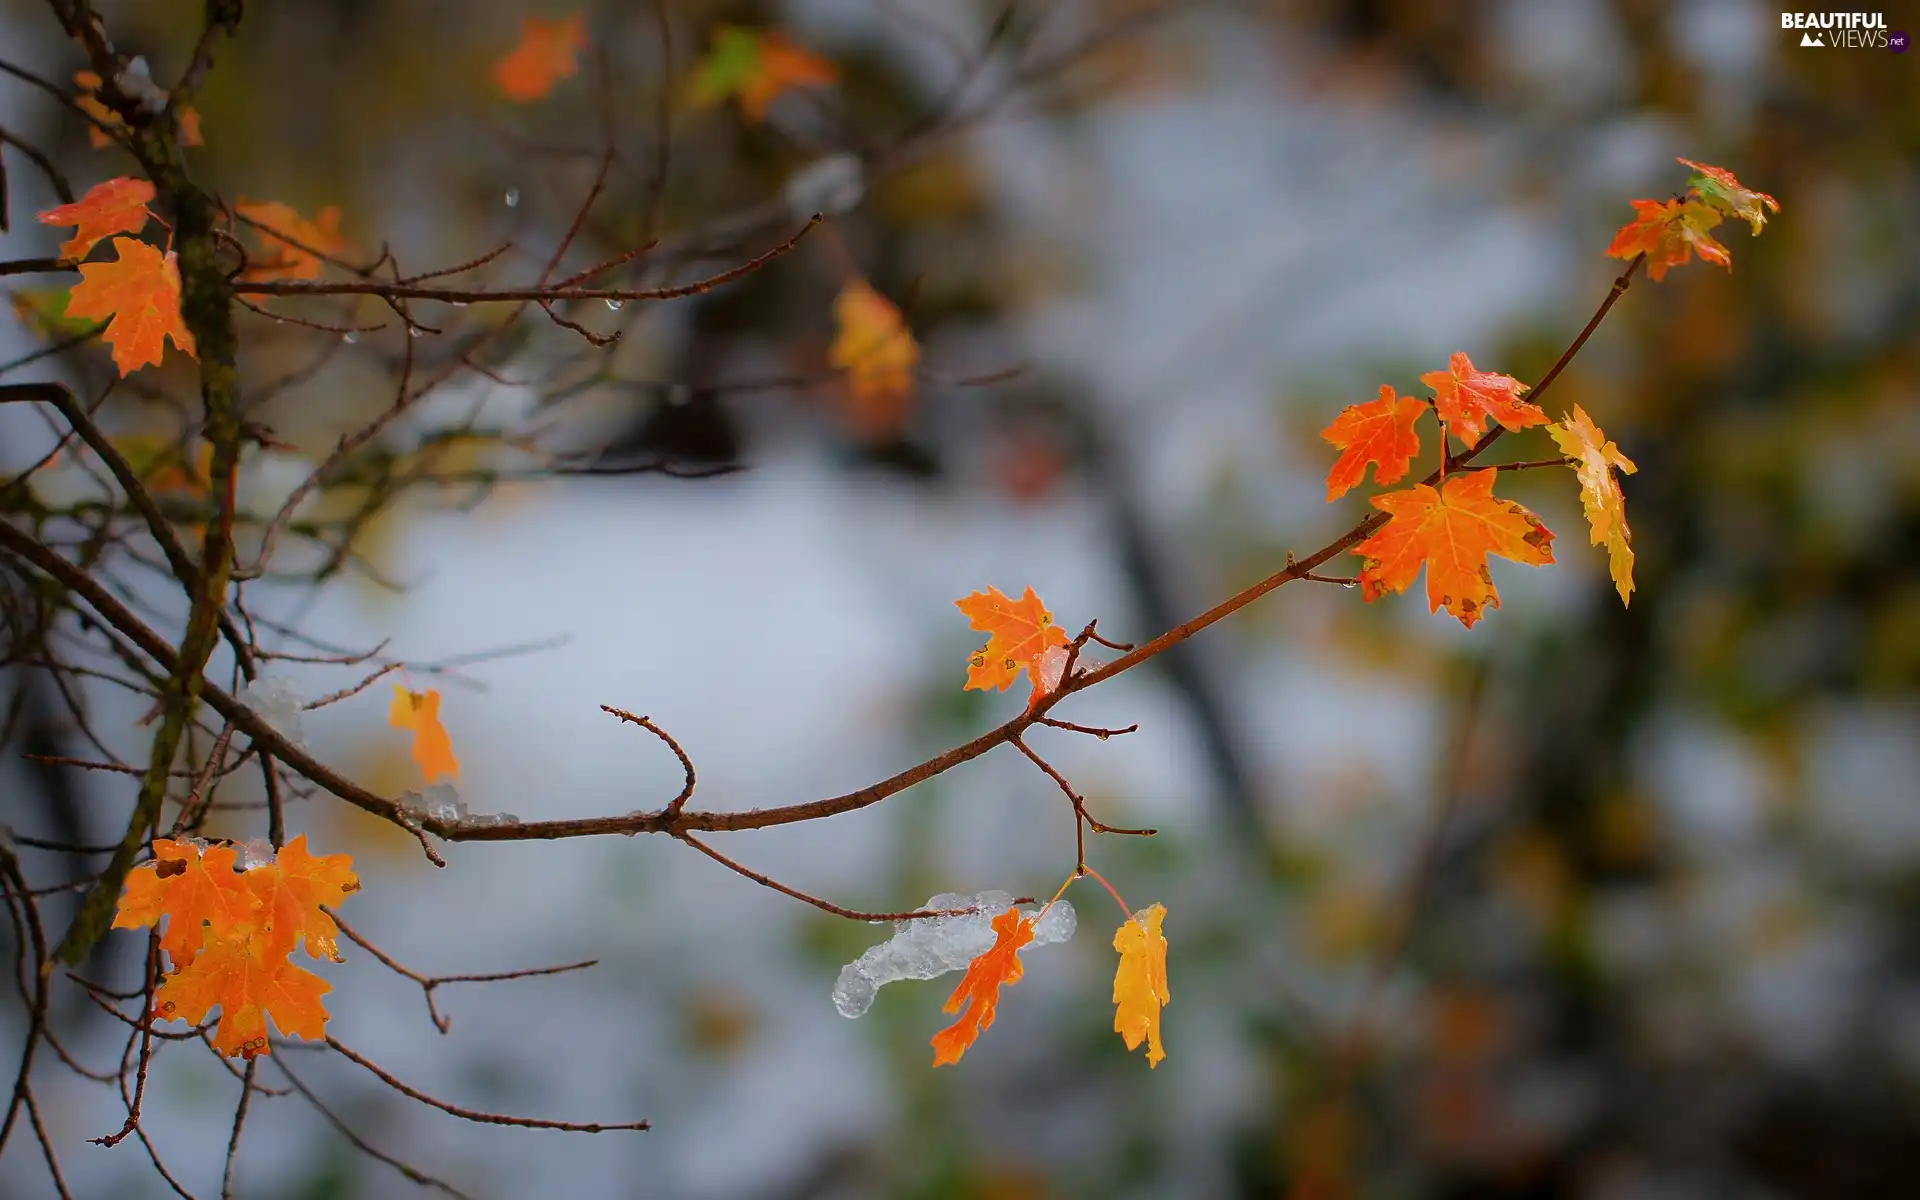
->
left=1781, top=11, right=1892, bottom=47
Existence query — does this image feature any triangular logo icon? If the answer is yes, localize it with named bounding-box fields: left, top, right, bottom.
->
left=1800, top=31, right=1824, bottom=46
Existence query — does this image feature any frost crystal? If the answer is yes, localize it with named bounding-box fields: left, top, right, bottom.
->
left=832, top=890, right=1076, bottom=1018
left=402, top=782, right=466, bottom=824
left=239, top=676, right=306, bottom=749
left=784, top=153, right=864, bottom=220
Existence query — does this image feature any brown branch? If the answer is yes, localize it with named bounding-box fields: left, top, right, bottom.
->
left=326, top=1037, right=649, bottom=1132
left=330, top=911, right=596, bottom=1035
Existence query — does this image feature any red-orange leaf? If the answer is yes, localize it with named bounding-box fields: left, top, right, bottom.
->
left=493, top=13, right=586, bottom=102
left=1606, top=198, right=1730, bottom=282
left=1419, top=352, right=1544, bottom=449
left=1677, top=158, right=1778, bottom=235
left=389, top=686, right=461, bottom=782
left=63, top=238, right=197, bottom=376
left=111, top=839, right=259, bottom=971
left=153, top=931, right=331, bottom=1059
left=955, top=585, right=1070, bottom=696
left=36, top=177, right=154, bottom=262
left=234, top=201, right=345, bottom=282
left=246, top=835, right=360, bottom=962
left=1320, top=384, right=1426, bottom=500
left=1351, top=468, right=1555, bottom=629
left=931, top=908, right=1033, bottom=1066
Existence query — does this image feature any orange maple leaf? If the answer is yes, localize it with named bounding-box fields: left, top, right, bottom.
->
left=1320, top=384, right=1427, bottom=500
left=493, top=13, right=587, bottom=102
left=62, top=237, right=197, bottom=376
left=389, top=686, right=461, bottom=782
left=829, top=280, right=919, bottom=441
left=153, top=930, right=332, bottom=1058
left=112, top=839, right=259, bottom=971
left=74, top=70, right=203, bottom=149
left=36, top=177, right=155, bottom=262
left=1351, top=468, right=1555, bottom=629
left=1112, top=904, right=1170, bottom=1068
left=932, top=908, right=1033, bottom=1066
left=1606, top=198, right=1730, bottom=282
left=234, top=200, right=346, bottom=282
left=955, top=585, right=1071, bottom=697
left=1420, top=352, right=1545, bottom=449
left=246, top=835, right=360, bottom=962
left=690, top=27, right=838, bottom=123
left=1677, top=158, right=1778, bottom=235
left=1548, top=405, right=1637, bottom=606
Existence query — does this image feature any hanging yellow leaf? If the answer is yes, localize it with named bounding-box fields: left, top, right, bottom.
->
left=1112, top=903, right=1170, bottom=1067
left=1547, top=405, right=1638, bottom=605
left=829, top=280, right=918, bottom=441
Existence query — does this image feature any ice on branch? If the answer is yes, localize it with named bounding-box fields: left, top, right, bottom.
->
left=401, top=782, right=466, bottom=824
left=833, top=891, right=1076, bottom=1018
left=239, top=676, right=306, bottom=748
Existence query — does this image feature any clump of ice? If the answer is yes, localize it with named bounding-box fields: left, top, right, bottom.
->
left=401, top=782, right=466, bottom=824
left=239, top=676, right=305, bottom=749
left=784, top=152, right=864, bottom=219
left=238, top=837, right=276, bottom=870
left=832, top=890, right=1076, bottom=1018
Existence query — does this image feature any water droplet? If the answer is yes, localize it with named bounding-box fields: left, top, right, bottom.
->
left=408, top=327, right=421, bottom=338
left=451, top=300, right=468, bottom=308
left=1342, top=580, right=1357, bottom=589
left=503, top=187, right=520, bottom=208
left=342, top=333, right=357, bottom=344
left=604, top=298, right=622, bottom=311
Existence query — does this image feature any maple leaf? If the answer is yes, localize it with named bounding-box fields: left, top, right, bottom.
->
left=1351, top=468, right=1555, bottom=629
left=234, top=200, right=346, bottom=282
left=389, top=686, right=461, bottom=782
left=1420, top=352, right=1545, bottom=449
left=1677, top=158, right=1778, bottom=235
left=955, top=585, right=1071, bottom=697
left=1320, top=384, right=1427, bottom=500
left=153, top=931, right=331, bottom=1058
left=36, top=177, right=155, bottom=262
left=62, top=237, right=197, bottom=376
left=112, top=839, right=259, bottom=971
left=1112, top=903, right=1170, bottom=1068
left=493, top=13, right=587, bottom=102
left=74, top=70, right=202, bottom=149
left=690, top=26, right=838, bottom=123
left=931, top=908, right=1033, bottom=1066
left=246, top=835, right=360, bottom=962
left=1548, top=405, right=1638, bottom=606
left=1606, top=198, right=1730, bottom=282
left=829, top=280, right=919, bottom=441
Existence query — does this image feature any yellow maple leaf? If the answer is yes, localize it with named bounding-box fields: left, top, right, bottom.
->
left=829, top=280, right=919, bottom=441
left=1547, top=405, right=1638, bottom=605
left=1112, top=903, right=1170, bottom=1067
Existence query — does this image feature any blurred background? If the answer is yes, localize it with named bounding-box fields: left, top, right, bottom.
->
left=2, top=0, right=1917, bottom=1196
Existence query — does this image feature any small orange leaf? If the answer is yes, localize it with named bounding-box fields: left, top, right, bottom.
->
left=493, top=13, right=587, bottom=102
left=829, top=280, right=919, bottom=441
left=246, top=835, right=360, bottom=962
left=954, top=585, right=1071, bottom=697
left=153, top=930, right=332, bottom=1058
left=1351, top=468, right=1555, bottom=629
left=690, top=27, right=838, bottom=123
left=1548, top=405, right=1637, bottom=605
left=931, top=908, right=1033, bottom=1066
left=36, top=177, right=155, bottom=262
left=1677, top=158, right=1778, bottom=235
left=1606, top=198, right=1730, bottom=282
left=388, top=686, right=460, bottom=782
left=1420, top=352, right=1545, bottom=449
left=111, top=839, right=259, bottom=972
left=234, top=201, right=346, bottom=282
left=1320, top=385, right=1427, bottom=500
left=1112, top=904, right=1170, bottom=1067
left=74, top=70, right=201, bottom=148
left=62, top=237, right=197, bottom=376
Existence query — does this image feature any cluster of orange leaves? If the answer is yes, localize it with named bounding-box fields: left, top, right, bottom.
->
left=112, top=837, right=358, bottom=1059
left=1317, top=159, right=1775, bottom=621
